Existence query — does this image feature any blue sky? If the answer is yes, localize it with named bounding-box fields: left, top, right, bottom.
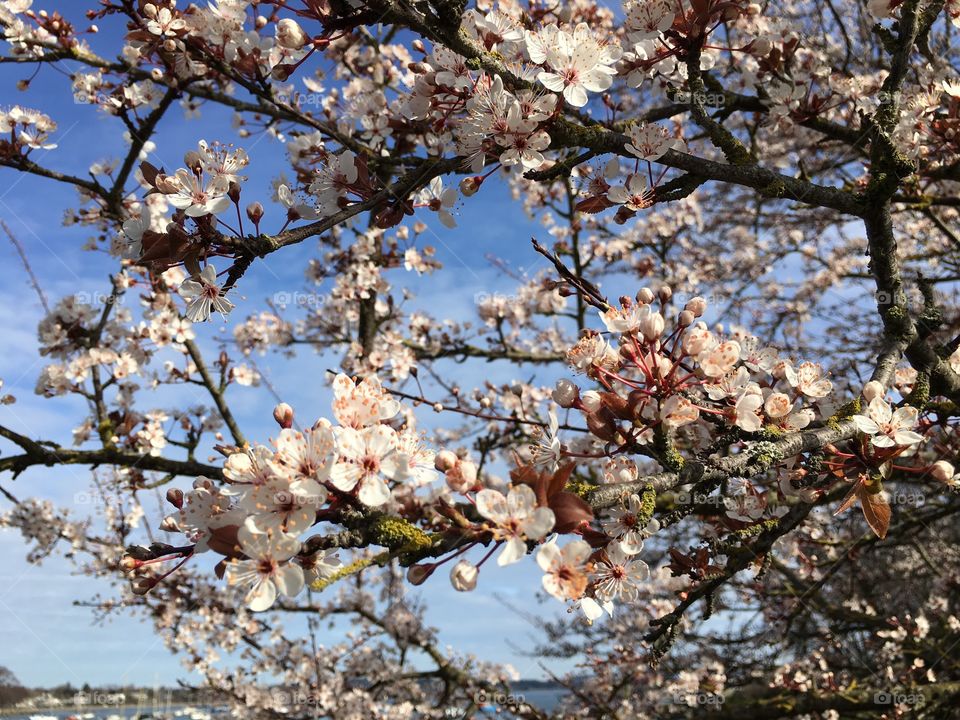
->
left=0, top=6, right=594, bottom=689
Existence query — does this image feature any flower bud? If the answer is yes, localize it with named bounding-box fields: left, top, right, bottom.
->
left=931, top=460, right=955, bottom=483
left=446, top=459, right=478, bottom=493
left=131, top=577, right=156, bottom=595
left=273, top=402, right=294, bottom=429
left=183, top=150, right=202, bottom=173
left=412, top=39, right=426, bottom=53
left=552, top=379, right=579, bottom=408
left=430, top=450, right=456, bottom=473
left=677, top=310, right=695, bottom=327
left=658, top=286, right=672, bottom=303
left=636, top=287, right=654, bottom=304
left=449, top=559, right=479, bottom=591
left=159, top=516, right=180, bottom=532
left=165, top=488, right=184, bottom=508
left=119, top=555, right=140, bottom=571
left=685, top=296, right=707, bottom=316
left=459, top=176, right=482, bottom=196
left=458, top=460, right=478, bottom=485
left=276, top=18, right=308, bottom=49
left=862, top=380, right=884, bottom=402
left=407, top=563, right=435, bottom=585
left=246, top=201, right=264, bottom=223
left=639, top=311, right=665, bottom=341
left=581, top=390, right=602, bottom=413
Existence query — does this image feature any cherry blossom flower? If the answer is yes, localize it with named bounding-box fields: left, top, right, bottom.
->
left=418, top=177, right=458, bottom=228
left=332, top=373, right=400, bottom=428
left=530, top=24, right=621, bottom=108
left=331, top=425, right=400, bottom=506
left=624, top=123, right=683, bottom=161
left=530, top=409, right=561, bottom=470
left=272, top=424, right=336, bottom=490
left=592, top=541, right=649, bottom=602
left=606, top=174, right=654, bottom=211
left=601, top=493, right=657, bottom=554
left=166, top=168, right=231, bottom=217
left=198, top=140, right=248, bottom=184
left=310, top=150, right=359, bottom=214
left=278, top=183, right=319, bottom=220
left=240, top=477, right=321, bottom=536
left=144, top=4, right=186, bottom=37
left=699, top=341, right=741, bottom=378
left=225, top=525, right=304, bottom=612
left=537, top=538, right=593, bottom=601
left=852, top=398, right=924, bottom=448
left=787, top=361, right=833, bottom=399
left=297, top=547, right=341, bottom=585
left=475, top=485, right=555, bottom=565
left=625, top=0, right=675, bottom=41
left=732, top=387, right=764, bottom=432
left=178, top=265, right=235, bottom=322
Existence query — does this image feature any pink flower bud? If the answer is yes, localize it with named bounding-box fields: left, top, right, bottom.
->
left=931, top=460, right=955, bottom=483
left=276, top=18, right=308, bottom=49
left=636, top=287, right=655, bottom=305
left=245, top=202, right=263, bottom=224
left=658, top=286, right=672, bottom=303
left=678, top=310, right=695, bottom=327
left=183, top=150, right=202, bottom=173
left=407, top=563, right=435, bottom=585
left=435, top=450, right=458, bottom=472
left=685, top=296, right=707, bottom=316
left=449, top=559, right=479, bottom=592
left=165, top=488, right=184, bottom=508
left=581, top=390, right=602, bottom=413
left=131, top=577, right=156, bottom=595
left=459, top=176, right=482, bottom=196
left=639, top=311, right=665, bottom=341
left=552, top=379, right=579, bottom=408
left=862, top=380, right=884, bottom=402
left=273, top=402, right=294, bottom=429
left=459, top=460, right=478, bottom=485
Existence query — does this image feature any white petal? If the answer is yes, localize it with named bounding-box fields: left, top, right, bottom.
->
left=273, top=563, right=304, bottom=597
left=245, top=578, right=277, bottom=611
left=358, top=475, right=391, bottom=506
left=497, top=536, right=527, bottom=566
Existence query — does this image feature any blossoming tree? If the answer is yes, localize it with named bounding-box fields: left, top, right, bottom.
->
left=2, top=0, right=960, bottom=716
